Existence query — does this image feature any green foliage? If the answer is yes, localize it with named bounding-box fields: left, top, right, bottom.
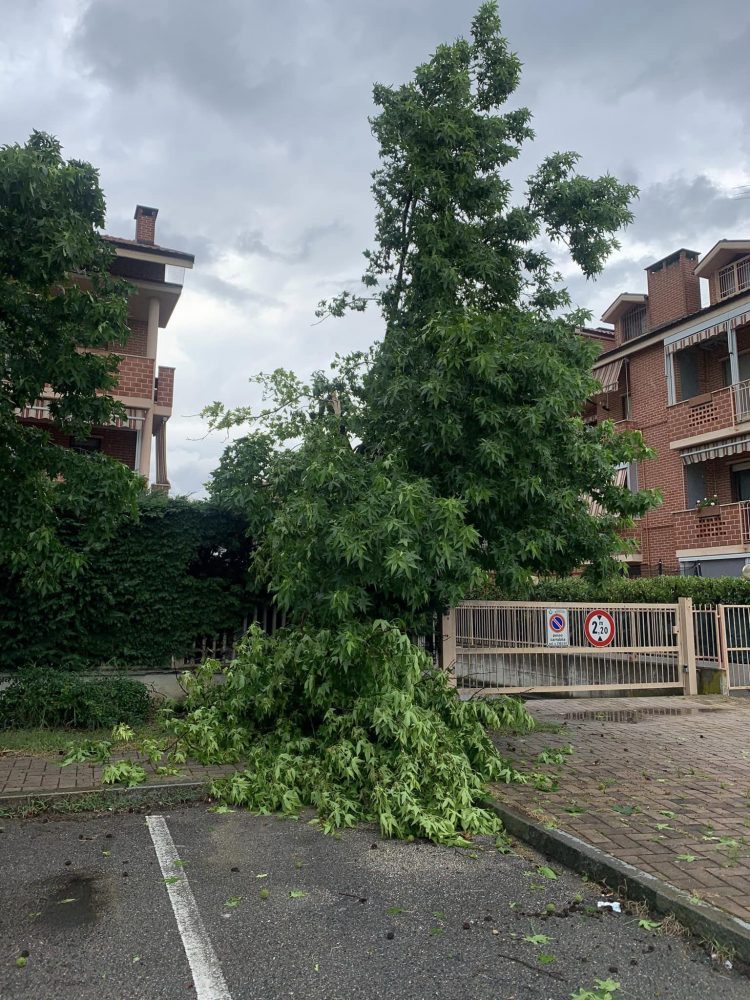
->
left=571, top=982, right=620, bottom=1000
left=0, top=131, right=141, bottom=591
left=0, top=670, right=151, bottom=730
left=185, top=4, right=653, bottom=843
left=0, top=492, right=254, bottom=670
left=101, top=761, right=147, bottom=787
left=166, top=621, right=532, bottom=844
left=472, top=573, right=750, bottom=606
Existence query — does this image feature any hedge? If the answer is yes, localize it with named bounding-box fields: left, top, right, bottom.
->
left=471, top=574, right=750, bottom=607
left=0, top=492, right=257, bottom=671
left=0, top=670, right=152, bottom=729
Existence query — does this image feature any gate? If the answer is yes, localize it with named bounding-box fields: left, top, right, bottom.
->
left=443, top=599, right=698, bottom=696
left=718, top=604, right=750, bottom=690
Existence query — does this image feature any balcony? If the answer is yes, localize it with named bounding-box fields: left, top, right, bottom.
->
left=718, top=255, right=750, bottom=302
left=674, top=501, right=750, bottom=553
left=668, top=380, right=750, bottom=444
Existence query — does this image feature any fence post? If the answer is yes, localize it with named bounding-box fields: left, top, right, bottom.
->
left=439, top=608, right=457, bottom=686
left=678, top=597, right=698, bottom=696
left=717, top=604, right=730, bottom=689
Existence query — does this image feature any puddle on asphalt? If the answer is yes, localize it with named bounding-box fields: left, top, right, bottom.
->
left=38, top=873, right=106, bottom=928
left=562, top=707, right=722, bottom=723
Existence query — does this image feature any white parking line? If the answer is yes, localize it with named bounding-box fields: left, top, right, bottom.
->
left=146, top=814, right=232, bottom=1000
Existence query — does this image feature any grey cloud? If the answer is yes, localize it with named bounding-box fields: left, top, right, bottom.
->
left=190, top=272, right=281, bottom=308
left=631, top=176, right=750, bottom=248
left=4, top=0, right=750, bottom=497
left=236, top=221, right=347, bottom=264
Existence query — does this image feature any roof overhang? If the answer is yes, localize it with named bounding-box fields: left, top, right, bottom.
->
left=73, top=273, right=184, bottom=327
left=694, top=240, right=750, bottom=279
left=104, top=236, right=194, bottom=269
left=601, top=293, right=648, bottom=325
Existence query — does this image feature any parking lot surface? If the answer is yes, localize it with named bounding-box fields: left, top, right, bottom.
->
left=0, top=804, right=745, bottom=999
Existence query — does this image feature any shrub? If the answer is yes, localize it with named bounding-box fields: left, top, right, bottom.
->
left=0, top=670, right=152, bottom=729
left=166, top=621, right=532, bottom=844
left=0, top=493, right=256, bottom=671
left=471, top=574, right=750, bottom=607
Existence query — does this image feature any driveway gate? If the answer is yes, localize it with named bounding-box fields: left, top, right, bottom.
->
left=443, top=599, right=698, bottom=696
left=718, top=604, right=750, bottom=690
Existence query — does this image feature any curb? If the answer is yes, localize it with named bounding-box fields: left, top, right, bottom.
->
left=0, top=780, right=209, bottom=814
left=489, top=798, right=750, bottom=964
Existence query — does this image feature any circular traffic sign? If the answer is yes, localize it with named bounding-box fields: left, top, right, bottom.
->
left=584, top=609, right=615, bottom=647
left=549, top=614, right=566, bottom=633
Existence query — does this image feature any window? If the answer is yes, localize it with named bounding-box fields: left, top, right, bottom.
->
left=684, top=464, right=706, bottom=508
left=70, top=436, right=102, bottom=454
left=616, top=462, right=639, bottom=493
left=721, top=351, right=750, bottom=387
left=622, top=307, right=647, bottom=342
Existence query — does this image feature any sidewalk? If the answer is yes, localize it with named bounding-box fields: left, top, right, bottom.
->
left=492, top=694, right=750, bottom=925
left=0, top=754, right=236, bottom=796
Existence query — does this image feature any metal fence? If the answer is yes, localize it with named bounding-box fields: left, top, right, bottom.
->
left=718, top=604, right=750, bottom=689
left=446, top=600, right=696, bottom=695
left=180, top=604, right=287, bottom=667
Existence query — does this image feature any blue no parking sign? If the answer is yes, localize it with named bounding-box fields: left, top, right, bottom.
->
left=546, top=607, right=569, bottom=648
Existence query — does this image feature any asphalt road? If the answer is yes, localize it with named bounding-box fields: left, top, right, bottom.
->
left=0, top=804, right=746, bottom=1000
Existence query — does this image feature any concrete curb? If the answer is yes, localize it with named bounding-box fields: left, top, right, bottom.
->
left=489, top=798, right=750, bottom=964
left=0, top=780, right=209, bottom=813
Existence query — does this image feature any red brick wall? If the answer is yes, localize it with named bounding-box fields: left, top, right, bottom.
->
left=40, top=425, right=137, bottom=470
left=667, top=387, right=733, bottom=441
left=626, top=342, right=683, bottom=572
left=674, top=504, right=743, bottom=551
left=647, top=253, right=701, bottom=330
left=110, top=319, right=148, bottom=357
left=155, top=366, right=174, bottom=408
left=115, top=355, right=155, bottom=400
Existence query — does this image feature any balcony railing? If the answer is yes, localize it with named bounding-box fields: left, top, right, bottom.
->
left=718, top=255, right=750, bottom=301
left=674, top=501, right=750, bottom=551
left=734, top=379, right=750, bottom=423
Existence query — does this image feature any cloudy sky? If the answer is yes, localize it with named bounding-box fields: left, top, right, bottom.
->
left=3, top=0, right=750, bottom=494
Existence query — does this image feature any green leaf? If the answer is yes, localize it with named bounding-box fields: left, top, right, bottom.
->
left=289, top=890, right=306, bottom=899
left=524, top=933, right=551, bottom=945
left=537, top=865, right=557, bottom=880
left=224, top=896, right=242, bottom=908
left=677, top=854, right=697, bottom=863
left=638, top=919, right=661, bottom=930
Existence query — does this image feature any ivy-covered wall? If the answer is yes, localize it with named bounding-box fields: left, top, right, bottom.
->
left=0, top=493, right=255, bottom=670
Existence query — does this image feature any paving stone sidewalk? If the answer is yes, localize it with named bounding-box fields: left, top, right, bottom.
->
left=492, top=694, right=750, bottom=924
left=0, top=753, right=237, bottom=796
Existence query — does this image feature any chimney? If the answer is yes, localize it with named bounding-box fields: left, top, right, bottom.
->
left=645, top=248, right=701, bottom=329
left=134, top=205, right=158, bottom=245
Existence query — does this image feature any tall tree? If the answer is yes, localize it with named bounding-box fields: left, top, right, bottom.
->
left=0, top=132, right=140, bottom=590
left=317, top=1, right=657, bottom=590
left=154, top=3, right=659, bottom=843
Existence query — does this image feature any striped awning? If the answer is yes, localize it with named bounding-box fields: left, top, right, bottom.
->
left=681, top=433, right=750, bottom=466
left=588, top=466, right=627, bottom=516
left=666, top=310, right=750, bottom=355
left=591, top=357, right=624, bottom=394
left=19, top=399, right=147, bottom=431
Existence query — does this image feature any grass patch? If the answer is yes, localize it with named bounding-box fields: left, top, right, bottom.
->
left=0, top=721, right=165, bottom=757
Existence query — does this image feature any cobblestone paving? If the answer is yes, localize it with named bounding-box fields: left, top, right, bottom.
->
left=492, top=694, right=750, bottom=924
left=0, top=753, right=237, bottom=796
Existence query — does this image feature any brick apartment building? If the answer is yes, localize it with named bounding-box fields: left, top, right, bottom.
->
left=584, top=240, right=750, bottom=577
left=18, top=205, right=193, bottom=489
